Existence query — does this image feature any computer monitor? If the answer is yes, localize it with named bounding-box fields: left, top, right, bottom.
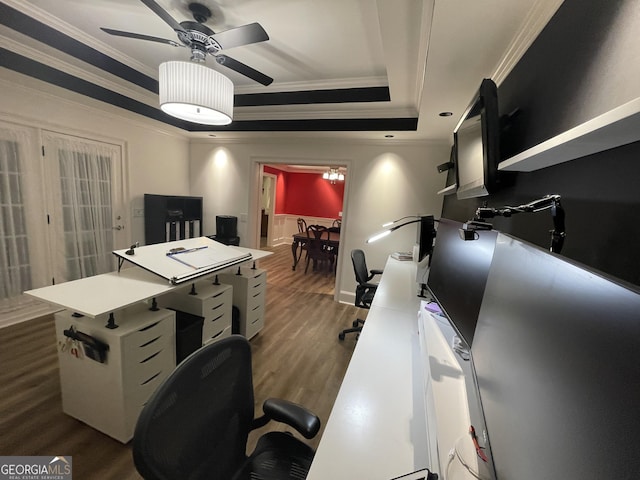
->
left=472, top=233, right=640, bottom=479
left=426, top=218, right=498, bottom=346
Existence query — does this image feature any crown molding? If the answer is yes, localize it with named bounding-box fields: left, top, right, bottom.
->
left=492, top=0, right=564, bottom=85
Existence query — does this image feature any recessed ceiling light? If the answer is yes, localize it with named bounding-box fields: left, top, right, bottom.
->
left=209, top=134, right=217, bottom=137
left=385, top=134, right=394, bottom=138
left=439, top=111, right=453, bottom=117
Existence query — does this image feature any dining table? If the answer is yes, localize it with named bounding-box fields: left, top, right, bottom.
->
left=291, top=229, right=340, bottom=270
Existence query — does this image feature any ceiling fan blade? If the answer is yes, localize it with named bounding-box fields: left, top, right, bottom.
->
left=210, top=23, right=269, bottom=50
left=100, top=28, right=182, bottom=47
left=140, top=0, right=187, bottom=34
left=215, top=54, right=273, bottom=86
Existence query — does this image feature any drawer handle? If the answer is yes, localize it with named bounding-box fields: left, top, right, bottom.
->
left=252, top=283, right=263, bottom=289
left=211, top=302, right=224, bottom=311
left=211, top=313, right=224, bottom=322
left=139, top=321, right=160, bottom=332
left=139, top=336, right=161, bottom=348
left=252, top=305, right=260, bottom=312
left=140, top=351, right=161, bottom=363
left=211, top=330, right=223, bottom=339
left=140, top=371, right=162, bottom=385
left=252, top=292, right=262, bottom=299
left=212, top=291, right=224, bottom=298
left=251, top=317, right=260, bottom=325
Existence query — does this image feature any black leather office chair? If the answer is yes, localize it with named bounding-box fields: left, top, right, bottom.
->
left=338, top=249, right=383, bottom=340
left=133, top=335, right=321, bottom=480
left=213, top=215, right=240, bottom=246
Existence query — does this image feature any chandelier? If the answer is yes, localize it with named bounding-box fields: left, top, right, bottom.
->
left=322, top=168, right=345, bottom=184
left=159, top=61, right=234, bottom=125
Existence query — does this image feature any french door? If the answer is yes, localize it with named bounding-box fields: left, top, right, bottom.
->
left=0, top=121, right=127, bottom=322
left=42, top=131, right=127, bottom=284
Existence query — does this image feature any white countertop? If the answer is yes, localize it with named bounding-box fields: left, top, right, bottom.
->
left=307, top=257, right=428, bottom=480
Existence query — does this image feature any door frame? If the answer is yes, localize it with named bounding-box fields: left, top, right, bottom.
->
left=248, top=157, right=352, bottom=303
left=261, top=172, right=277, bottom=247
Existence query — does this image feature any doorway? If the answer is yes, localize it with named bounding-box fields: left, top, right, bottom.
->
left=260, top=173, right=276, bottom=247
left=251, top=161, right=350, bottom=302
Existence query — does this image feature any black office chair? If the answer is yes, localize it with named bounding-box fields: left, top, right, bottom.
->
left=132, top=335, right=321, bottom=480
left=338, top=249, right=383, bottom=340
left=213, top=215, right=240, bottom=246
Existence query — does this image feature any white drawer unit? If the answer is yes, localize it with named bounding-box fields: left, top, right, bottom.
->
left=218, top=266, right=267, bottom=339
left=54, top=304, right=176, bottom=443
left=158, top=279, right=233, bottom=345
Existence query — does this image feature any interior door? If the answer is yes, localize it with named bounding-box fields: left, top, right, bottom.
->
left=261, top=173, right=276, bottom=246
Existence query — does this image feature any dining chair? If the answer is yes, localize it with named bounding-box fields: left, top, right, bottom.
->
left=296, top=218, right=309, bottom=263
left=305, top=225, right=334, bottom=273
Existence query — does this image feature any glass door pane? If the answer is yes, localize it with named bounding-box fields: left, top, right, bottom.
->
left=43, top=132, right=126, bottom=283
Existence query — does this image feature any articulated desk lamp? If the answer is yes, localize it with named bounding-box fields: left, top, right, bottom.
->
left=367, top=215, right=437, bottom=297
left=460, top=194, right=566, bottom=254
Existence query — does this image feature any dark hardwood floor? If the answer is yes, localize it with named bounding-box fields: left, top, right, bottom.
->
left=0, top=244, right=361, bottom=479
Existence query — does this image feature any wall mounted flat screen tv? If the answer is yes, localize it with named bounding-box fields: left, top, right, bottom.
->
left=472, top=233, right=640, bottom=479
left=426, top=218, right=498, bottom=346
left=454, top=78, right=501, bottom=200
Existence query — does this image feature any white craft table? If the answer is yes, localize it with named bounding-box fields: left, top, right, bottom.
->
left=24, top=240, right=271, bottom=443
left=25, top=239, right=269, bottom=318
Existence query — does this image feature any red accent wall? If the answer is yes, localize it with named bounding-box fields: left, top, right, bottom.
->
left=263, top=166, right=344, bottom=218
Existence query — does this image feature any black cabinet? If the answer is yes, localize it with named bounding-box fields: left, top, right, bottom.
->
left=144, top=194, right=203, bottom=245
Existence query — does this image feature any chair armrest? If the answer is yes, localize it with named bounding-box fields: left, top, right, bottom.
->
left=370, top=269, right=384, bottom=276
left=253, top=398, right=321, bottom=439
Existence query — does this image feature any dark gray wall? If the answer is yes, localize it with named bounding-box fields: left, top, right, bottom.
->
left=442, top=0, right=640, bottom=286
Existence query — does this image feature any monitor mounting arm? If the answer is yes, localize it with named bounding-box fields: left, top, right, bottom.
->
left=463, top=194, right=566, bottom=253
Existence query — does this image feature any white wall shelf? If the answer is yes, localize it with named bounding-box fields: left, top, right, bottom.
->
left=437, top=183, right=457, bottom=196
left=498, top=96, right=640, bottom=172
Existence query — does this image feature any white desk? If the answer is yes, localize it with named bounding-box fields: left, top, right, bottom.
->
left=307, top=257, right=429, bottom=479
left=24, top=244, right=272, bottom=443
left=25, top=246, right=269, bottom=318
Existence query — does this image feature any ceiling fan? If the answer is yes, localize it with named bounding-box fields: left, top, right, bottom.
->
left=101, top=0, right=273, bottom=85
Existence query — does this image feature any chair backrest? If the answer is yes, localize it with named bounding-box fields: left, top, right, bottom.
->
left=133, top=336, right=254, bottom=480
left=308, top=224, right=327, bottom=237
left=332, top=219, right=341, bottom=228
left=305, top=225, right=329, bottom=256
left=351, top=249, right=370, bottom=285
left=306, top=224, right=329, bottom=241
left=297, top=218, right=307, bottom=233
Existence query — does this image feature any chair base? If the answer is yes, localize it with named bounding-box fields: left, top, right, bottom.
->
left=338, top=318, right=365, bottom=340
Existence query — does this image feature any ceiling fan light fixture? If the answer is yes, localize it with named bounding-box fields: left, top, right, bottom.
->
left=159, top=61, right=234, bottom=125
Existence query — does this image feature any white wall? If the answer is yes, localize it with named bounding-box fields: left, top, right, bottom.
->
left=0, top=77, right=191, bottom=246
left=189, top=139, right=450, bottom=303
left=1, top=75, right=451, bottom=304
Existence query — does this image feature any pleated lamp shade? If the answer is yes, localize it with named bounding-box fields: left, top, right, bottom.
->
left=159, top=61, right=234, bottom=125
